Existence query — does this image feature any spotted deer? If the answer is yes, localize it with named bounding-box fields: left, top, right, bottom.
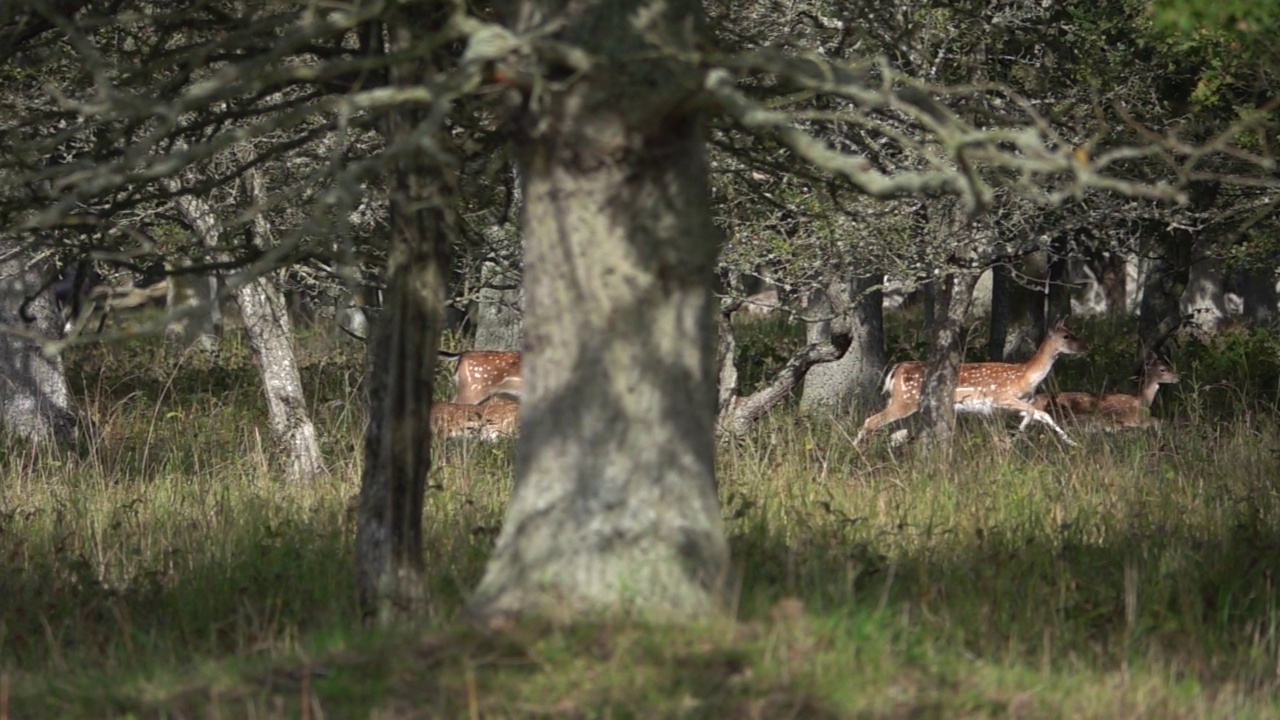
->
left=430, top=397, right=520, bottom=441
left=853, top=318, right=1090, bottom=446
left=437, top=350, right=523, bottom=405
left=1032, top=357, right=1179, bottom=429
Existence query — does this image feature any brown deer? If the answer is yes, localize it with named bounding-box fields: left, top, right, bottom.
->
left=438, top=350, right=523, bottom=405
left=853, top=318, right=1090, bottom=446
left=430, top=397, right=520, bottom=441
left=1032, top=357, right=1180, bottom=429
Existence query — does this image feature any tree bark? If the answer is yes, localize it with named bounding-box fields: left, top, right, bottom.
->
left=1001, top=251, right=1048, bottom=360
left=243, top=168, right=325, bottom=481
left=472, top=257, right=521, bottom=351
left=918, top=271, right=978, bottom=451
left=163, top=258, right=221, bottom=355
left=467, top=0, right=729, bottom=622
left=1136, top=230, right=1191, bottom=363
left=799, top=273, right=885, bottom=413
left=1098, top=251, right=1128, bottom=317
left=1239, top=266, right=1277, bottom=325
left=987, top=263, right=1011, bottom=360
left=473, top=166, right=523, bottom=351
left=921, top=277, right=937, bottom=335
left=1139, top=181, right=1218, bottom=358
left=355, top=11, right=452, bottom=624
left=1180, top=247, right=1226, bottom=335
left=1046, top=246, right=1072, bottom=323
left=172, top=179, right=324, bottom=483
left=0, top=243, right=76, bottom=444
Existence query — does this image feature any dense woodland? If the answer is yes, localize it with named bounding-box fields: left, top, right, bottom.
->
left=1, top=0, right=1280, bottom=715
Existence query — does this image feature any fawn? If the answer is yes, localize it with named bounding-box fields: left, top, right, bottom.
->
left=430, top=396, right=520, bottom=441
left=438, top=350, right=523, bottom=404
left=1032, top=357, right=1179, bottom=429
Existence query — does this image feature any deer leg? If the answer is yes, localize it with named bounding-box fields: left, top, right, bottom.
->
left=854, top=401, right=919, bottom=446
left=1000, top=399, right=1078, bottom=447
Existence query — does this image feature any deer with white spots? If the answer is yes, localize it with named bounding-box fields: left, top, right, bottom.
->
left=430, top=397, right=520, bottom=441
left=438, top=350, right=523, bottom=405
left=1031, top=357, right=1179, bottom=429
left=853, top=318, right=1090, bottom=447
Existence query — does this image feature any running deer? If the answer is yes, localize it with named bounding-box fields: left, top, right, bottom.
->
left=1032, top=357, right=1180, bottom=429
left=853, top=318, right=1090, bottom=446
left=437, top=350, right=523, bottom=404
left=430, top=398, right=520, bottom=441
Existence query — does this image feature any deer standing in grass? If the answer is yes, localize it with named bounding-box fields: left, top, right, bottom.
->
left=430, top=397, right=520, bottom=441
left=853, top=318, right=1090, bottom=446
left=438, top=350, right=523, bottom=404
left=1032, top=357, right=1179, bottom=429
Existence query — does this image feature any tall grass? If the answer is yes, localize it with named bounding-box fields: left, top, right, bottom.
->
left=0, top=319, right=1277, bottom=717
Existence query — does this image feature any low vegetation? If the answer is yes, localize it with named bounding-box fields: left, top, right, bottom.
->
left=1, top=320, right=1278, bottom=718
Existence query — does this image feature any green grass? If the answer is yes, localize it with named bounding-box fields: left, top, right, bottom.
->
left=1, top=321, right=1279, bottom=717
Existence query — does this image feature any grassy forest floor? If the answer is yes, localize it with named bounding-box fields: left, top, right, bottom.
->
left=2, top=314, right=1280, bottom=718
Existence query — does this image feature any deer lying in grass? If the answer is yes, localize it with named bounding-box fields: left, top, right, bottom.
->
left=430, top=397, right=520, bottom=441
left=437, top=350, right=522, bottom=404
left=853, top=318, right=1090, bottom=446
left=1031, top=357, right=1180, bottom=429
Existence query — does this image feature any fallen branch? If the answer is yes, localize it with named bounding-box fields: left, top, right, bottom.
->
left=716, top=306, right=843, bottom=437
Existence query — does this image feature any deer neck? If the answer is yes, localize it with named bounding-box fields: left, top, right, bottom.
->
left=1140, top=377, right=1161, bottom=408
left=1021, top=341, right=1062, bottom=389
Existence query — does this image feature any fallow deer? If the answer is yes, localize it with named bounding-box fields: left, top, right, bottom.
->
left=437, top=350, right=523, bottom=405
left=853, top=318, right=1090, bottom=447
left=1032, top=357, right=1179, bottom=429
left=430, top=397, right=520, bottom=441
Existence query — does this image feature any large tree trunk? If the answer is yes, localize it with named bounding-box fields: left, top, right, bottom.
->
left=919, top=271, right=978, bottom=450
left=354, top=12, right=452, bottom=623
left=172, top=180, right=324, bottom=483
left=799, top=273, right=885, bottom=413
left=467, top=0, right=729, bottom=622
left=0, top=243, right=76, bottom=444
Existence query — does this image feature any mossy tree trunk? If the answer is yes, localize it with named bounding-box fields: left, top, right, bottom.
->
left=467, top=0, right=729, bottom=622
left=354, top=10, right=452, bottom=624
